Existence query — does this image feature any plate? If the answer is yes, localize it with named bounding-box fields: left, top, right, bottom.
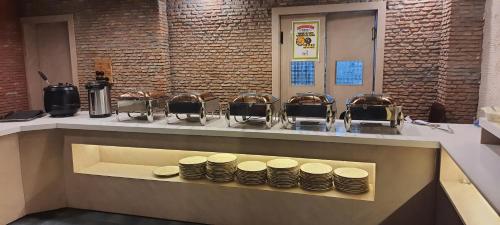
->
left=333, top=167, right=368, bottom=179
left=207, top=153, right=237, bottom=164
left=267, top=158, right=298, bottom=169
left=300, top=163, right=332, bottom=175
left=238, top=161, right=267, bottom=172
left=153, top=166, right=180, bottom=177
left=179, top=156, right=207, bottom=165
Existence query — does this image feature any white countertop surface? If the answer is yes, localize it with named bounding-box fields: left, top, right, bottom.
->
left=480, top=118, right=500, bottom=140
left=0, top=112, right=440, bottom=148
left=0, top=112, right=498, bottom=213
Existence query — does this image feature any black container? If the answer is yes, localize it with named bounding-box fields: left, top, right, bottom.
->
left=43, top=83, right=81, bottom=117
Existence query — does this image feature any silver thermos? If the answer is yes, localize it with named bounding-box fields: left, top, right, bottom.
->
left=85, top=71, right=112, bottom=118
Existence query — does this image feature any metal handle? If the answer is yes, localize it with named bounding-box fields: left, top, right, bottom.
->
left=38, top=71, right=50, bottom=85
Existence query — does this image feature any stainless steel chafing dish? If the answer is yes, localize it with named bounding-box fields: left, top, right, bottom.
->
left=116, top=91, right=168, bottom=122
left=281, top=92, right=336, bottom=131
left=166, top=92, right=220, bottom=125
left=343, top=93, right=403, bottom=132
left=225, top=92, right=280, bottom=128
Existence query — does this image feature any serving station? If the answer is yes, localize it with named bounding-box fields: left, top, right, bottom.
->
left=1, top=112, right=498, bottom=225
left=116, top=91, right=168, bottom=122
left=281, top=93, right=336, bottom=131
left=166, top=92, right=220, bottom=125
left=225, top=92, right=280, bottom=128
left=343, top=93, right=404, bottom=132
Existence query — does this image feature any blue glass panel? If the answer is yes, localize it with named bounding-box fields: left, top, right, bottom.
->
left=291, top=61, right=315, bottom=86
left=336, top=60, right=363, bottom=85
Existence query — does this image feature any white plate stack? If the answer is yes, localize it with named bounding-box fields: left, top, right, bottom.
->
left=267, top=158, right=299, bottom=188
left=236, top=161, right=267, bottom=185
left=206, top=153, right=238, bottom=182
left=333, top=167, right=369, bottom=194
left=178, top=156, right=207, bottom=180
left=299, top=163, right=333, bottom=191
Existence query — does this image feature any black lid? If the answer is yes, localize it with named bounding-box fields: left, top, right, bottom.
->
left=86, top=71, right=112, bottom=89
left=44, top=83, right=79, bottom=92
left=95, top=71, right=109, bottom=81
left=85, top=80, right=111, bottom=90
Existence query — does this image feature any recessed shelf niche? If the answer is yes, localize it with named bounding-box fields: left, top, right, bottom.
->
left=72, top=144, right=376, bottom=201
left=439, top=149, right=500, bottom=224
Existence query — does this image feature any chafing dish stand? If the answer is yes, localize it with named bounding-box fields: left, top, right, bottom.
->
left=281, top=93, right=336, bottom=131
left=166, top=92, right=220, bottom=126
left=116, top=91, right=168, bottom=122
left=225, top=92, right=280, bottom=129
left=344, top=93, right=404, bottom=132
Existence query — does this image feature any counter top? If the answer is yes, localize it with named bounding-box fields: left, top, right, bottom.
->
left=480, top=118, right=500, bottom=140
left=0, top=112, right=498, bottom=213
left=1, top=112, right=441, bottom=148
left=438, top=123, right=500, bottom=214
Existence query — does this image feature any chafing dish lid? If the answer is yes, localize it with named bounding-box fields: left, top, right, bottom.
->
left=232, top=92, right=278, bottom=104
left=118, top=91, right=166, bottom=100
left=347, top=93, right=396, bottom=106
left=287, top=92, right=335, bottom=104
left=170, top=92, right=217, bottom=103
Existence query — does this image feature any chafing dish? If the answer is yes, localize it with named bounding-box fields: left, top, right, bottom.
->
left=344, top=93, right=403, bottom=132
left=225, top=92, right=280, bottom=128
left=281, top=93, right=336, bottom=131
left=166, top=92, right=220, bottom=125
left=116, top=91, right=168, bottom=122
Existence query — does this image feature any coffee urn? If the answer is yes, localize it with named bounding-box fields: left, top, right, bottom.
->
left=85, top=71, right=112, bottom=118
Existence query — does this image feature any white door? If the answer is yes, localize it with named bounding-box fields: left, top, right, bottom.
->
left=280, top=14, right=326, bottom=102
left=23, top=21, right=73, bottom=110
left=326, top=11, right=376, bottom=115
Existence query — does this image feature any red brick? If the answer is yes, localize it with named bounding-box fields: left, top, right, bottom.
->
left=0, top=0, right=29, bottom=115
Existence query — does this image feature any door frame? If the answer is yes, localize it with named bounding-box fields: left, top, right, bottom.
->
left=20, top=14, right=78, bottom=109
left=272, top=2, right=386, bottom=99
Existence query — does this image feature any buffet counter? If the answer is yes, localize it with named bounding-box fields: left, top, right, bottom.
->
left=0, top=112, right=439, bottom=148
left=0, top=112, right=498, bottom=225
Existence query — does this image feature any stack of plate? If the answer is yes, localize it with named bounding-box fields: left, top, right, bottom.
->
left=178, top=156, right=207, bottom=180
left=206, top=153, right=238, bottom=182
left=267, top=158, right=299, bottom=188
left=333, top=167, right=369, bottom=194
left=236, top=161, right=267, bottom=185
left=299, top=163, right=333, bottom=191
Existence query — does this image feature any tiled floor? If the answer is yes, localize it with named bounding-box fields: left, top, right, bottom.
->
left=9, top=208, right=204, bottom=225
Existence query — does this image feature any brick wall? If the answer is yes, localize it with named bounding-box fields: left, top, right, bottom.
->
left=438, top=0, right=485, bottom=123
left=167, top=0, right=273, bottom=102
left=166, top=0, right=484, bottom=121
left=0, top=0, right=29, bottom=115
left=166, top=0, right=443, bottom=119
left=20, top=0, right=171, bottom=109
left=166, top=0, right=382, bottom=103
left=14, top=0, right=486, bottom=121
left=384, top=0, right=443, bottom=120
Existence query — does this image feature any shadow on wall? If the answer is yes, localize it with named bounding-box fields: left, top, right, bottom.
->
left=380, top=180, right=464, bottom=225
left=379, top=181, right=437, bottom=225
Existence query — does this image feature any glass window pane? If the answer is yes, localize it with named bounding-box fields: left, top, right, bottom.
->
left=336, top=60, right=363, bottom=86
left=291, top=61, right=315, bottom=86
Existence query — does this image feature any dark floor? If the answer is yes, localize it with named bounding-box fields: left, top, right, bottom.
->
left=8, top=208, right=204, bottom=225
